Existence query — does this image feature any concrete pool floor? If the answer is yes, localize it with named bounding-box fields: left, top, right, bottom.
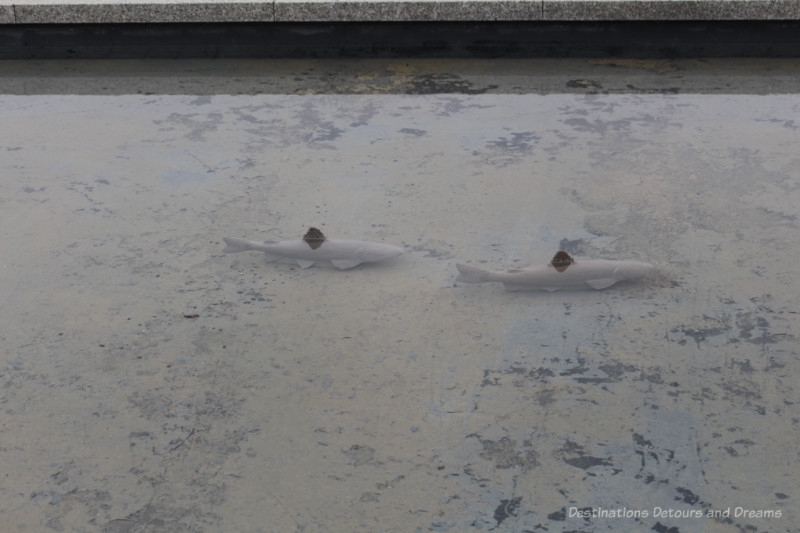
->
left=1, top=59, right=799, bottom=532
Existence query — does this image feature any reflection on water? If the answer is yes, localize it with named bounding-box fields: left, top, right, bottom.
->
left=1, top=94, right=798, bottom=531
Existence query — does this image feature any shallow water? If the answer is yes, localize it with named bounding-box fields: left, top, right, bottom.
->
left=1, top=93, right=798, bottom=532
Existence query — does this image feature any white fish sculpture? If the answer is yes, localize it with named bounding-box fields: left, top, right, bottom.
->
left=456, top=251, right=653, bottom=292
left=222, top=227, right=404, bottom=270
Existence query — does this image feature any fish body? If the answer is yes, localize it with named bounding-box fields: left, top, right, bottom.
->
left=456, top=256, right=653, bottom=292
left=222, top=235, right=404, bottom=270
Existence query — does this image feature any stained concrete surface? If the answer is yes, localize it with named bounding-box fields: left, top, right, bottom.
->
left=3, top=58, right=800, bottom=95
left=1, top=68, right=799, bottom=533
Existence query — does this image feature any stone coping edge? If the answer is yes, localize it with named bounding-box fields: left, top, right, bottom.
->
left=2, top=1, right=800, bottom=25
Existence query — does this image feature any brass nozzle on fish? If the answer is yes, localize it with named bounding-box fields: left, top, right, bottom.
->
left=303, top=227, right=326, bottom=250
left=551, top=251, right=574, bottom=272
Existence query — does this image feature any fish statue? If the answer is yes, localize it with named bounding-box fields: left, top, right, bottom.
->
left=222, top=227, right=404, bottom=270
left=456, top=251, right=653, bottom=292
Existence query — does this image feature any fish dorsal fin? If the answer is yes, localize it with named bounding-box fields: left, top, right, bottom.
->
left=303, top=227, right=326, bottom=250
left=550, top=251, right=574, bottom=272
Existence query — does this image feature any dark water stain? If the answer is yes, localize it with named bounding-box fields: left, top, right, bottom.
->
left=348, top=100, right=379, bottom=127
left=670, top=308, right=790, bottom=348
left=675, top=487, right=700, bottom=505
left=728, top=358, right=755, bottom=374
left=480, top=365, right=561, bottom=390
left=669, top=325, right=729, bottom=348
left=480, top=357, right=644, bottom=389
left=407, top=73, right=496, bottom=95
left=559, top=358, right=591, bottom=377
left=627, top=84, right=682, bottom=94
left=408, top=243, right=451, bottom=258
left=631, top=429, right=681, bottom=486
left=720, top=380, right=762, bottom=401
left=492, top=497, right=521, bottom=528
left=565, top=455, right=613, bottom=469
left=558, top=439, right=612, bottom=470
left=399, top=127, right=427, bottom=136
left=736, top=312, right=778, bottom=345
left=155, top=111, right=223, bottom=142
left=360, top=492, right=380, bottom=502
left=558, top=237, right=589, bottom=254
left=567, top=79, right=603, bottom=90
left=652, top=523, right=681, bottom=533
left=632, top=433, right=654, bottom=449
left=103, top=501, right=221, bottom=532
left=469, top=435, right=539, bottom=472
left=598, top=361, right=639, bottom=380
left=308, top=122, right=344, bottom=142
left=563, top=116, right=633, bottom=135
left=343, top=444, right=377, bottom=466
left=486, top=131, right=540, bottom=152
left=723, top=439, right=755, bottom=457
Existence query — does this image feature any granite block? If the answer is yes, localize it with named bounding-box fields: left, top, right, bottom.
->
left=0, top=4, right=15, bottom=22
left=274, top=0, right=543, bottom=22
left=543, top=0, right=800, bottom=21
left=11, top=1, right=274, bottom=24
left=4, top=0, right=800, bottom=25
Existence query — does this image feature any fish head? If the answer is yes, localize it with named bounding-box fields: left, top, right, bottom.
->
left=613, top=261, right=654, bottom=280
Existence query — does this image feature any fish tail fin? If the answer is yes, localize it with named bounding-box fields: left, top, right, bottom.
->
left=222, top=237, right=254, bottom=253
left=456, top=263, right=489, bottom=283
